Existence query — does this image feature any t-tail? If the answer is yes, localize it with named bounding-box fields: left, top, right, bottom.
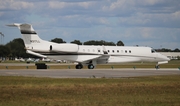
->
left=7, top=23, right=50, bottom=57
left=7, top=23, right=44, bottom=49
left=7, top=23, right=79, bottom=57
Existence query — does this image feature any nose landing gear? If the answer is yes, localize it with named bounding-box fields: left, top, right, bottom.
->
left=155, top=64, right=160, bottom=69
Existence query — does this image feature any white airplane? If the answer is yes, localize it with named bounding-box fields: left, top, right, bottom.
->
left=7, top=23, right=170, bottom=69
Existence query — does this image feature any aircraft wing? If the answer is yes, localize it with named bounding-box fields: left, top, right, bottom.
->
left=75, top=55, right=103, bottom=62
left=80, top=55, right=141, bottom=64
left=79, top=54, right=110, bottom=64
left=107, top=56, right=141, bottom=63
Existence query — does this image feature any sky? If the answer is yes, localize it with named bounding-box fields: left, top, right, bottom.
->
left=0, top=0, right=180, bottom=49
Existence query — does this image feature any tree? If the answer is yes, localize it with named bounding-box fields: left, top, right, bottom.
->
left=51, top=38, right=66, bottom=43
left=5, top=38, right=30, bottom=58
left=173, top=48, right=180, bottom=52
left=70, top=40, right=82, bottom=45
left=84, top=40, right=115, bottom=46
left=157, top=48, right=172, bottom=52
left=105, top=41, right=116, bottom=46
left=116, top=40, right=124, bottom=46
left=0, top=45, right=10, bottom=58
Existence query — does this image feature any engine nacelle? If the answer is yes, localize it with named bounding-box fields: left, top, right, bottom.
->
left=50, top=43, right=79, bottom=53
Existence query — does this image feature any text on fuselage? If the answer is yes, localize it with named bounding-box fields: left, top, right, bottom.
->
left=30, top=40, right=40, bottom=43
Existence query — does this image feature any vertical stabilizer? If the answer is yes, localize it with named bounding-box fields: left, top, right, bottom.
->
left=7, top=23, right=43, bottom=50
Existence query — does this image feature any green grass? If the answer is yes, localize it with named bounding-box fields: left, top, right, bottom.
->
left=0, top=75, right=180, bottom=106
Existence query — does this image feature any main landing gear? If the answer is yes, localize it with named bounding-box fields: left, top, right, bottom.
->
left=75, top=64, right=83, bottom=69
left=75, top=63, right=95, bottom=69
left=88, top=64, right=95, bottom=69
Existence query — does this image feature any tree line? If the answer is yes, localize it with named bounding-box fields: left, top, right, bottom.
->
left=0, top=38, right=124, bottom=60
left=0, top=38, right=179, bottom=60
left=51, top=38, right=124, bottom=46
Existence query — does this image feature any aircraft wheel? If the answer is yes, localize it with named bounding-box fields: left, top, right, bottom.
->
left=76, top=64, right=83, bottom=69
left=88, top=64, right=94, bottom=69
left=155, top=65, right=160, bottom=69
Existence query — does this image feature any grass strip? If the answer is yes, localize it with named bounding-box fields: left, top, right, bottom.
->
left=0, top=75, right=180, bottom=106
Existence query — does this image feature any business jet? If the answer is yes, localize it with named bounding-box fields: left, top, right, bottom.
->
left=7, top=23, right=170, bottom=69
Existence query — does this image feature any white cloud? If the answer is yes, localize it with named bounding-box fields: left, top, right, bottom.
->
left=102, top=0, right=134, bottom=11
left=48, top=1, right=93, bottom=9
left=77, top=2, right=94, bottom=9
left=48, top=1, right=68, bottom=9
left=140, top=28, right=153, bottom=38
left=136, top=0, right=164, bottom=6
left=0, top=0, right=180, bottom=49
left=0, top=0, right=34, bottom=10
left=109, top=0, right=126, bottom=10
left=99, top=18, right=109, bottom=25
left=172, top=11, right=180, bottom=19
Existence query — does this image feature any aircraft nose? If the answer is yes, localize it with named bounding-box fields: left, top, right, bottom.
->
left=157, top=53, right=170, bottom=61
left=166, top=57, right=170, bottom=61
left=162, top=55, right=170, bottom=61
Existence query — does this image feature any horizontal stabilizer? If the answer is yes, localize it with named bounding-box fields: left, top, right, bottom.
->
left=6, top=23, right=21, bottom=27
left=26, top=50, right=47, bottom=58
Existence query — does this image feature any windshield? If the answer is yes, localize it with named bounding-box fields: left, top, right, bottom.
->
left=151, top=49, right=156, bottom=53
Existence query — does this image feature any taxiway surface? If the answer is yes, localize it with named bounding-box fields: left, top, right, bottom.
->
left=0, top=68, right=180, bottom=78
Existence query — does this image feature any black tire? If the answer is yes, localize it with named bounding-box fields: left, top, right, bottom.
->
left=88, top=64, right=94, bottom=69
left=155, top=65, right=159, bottom=69
left=76, top=64, right=83, bottom=69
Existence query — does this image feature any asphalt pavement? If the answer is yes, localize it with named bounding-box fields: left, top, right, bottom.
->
left=0, top=68, right=179, bottom=78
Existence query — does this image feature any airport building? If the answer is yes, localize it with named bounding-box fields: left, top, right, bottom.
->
left=159, top=52, right=180, bottom=60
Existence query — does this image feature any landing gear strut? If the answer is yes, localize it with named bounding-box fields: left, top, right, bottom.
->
left=155, top=64, right=160, bottom=69
left=76, top=64, right=83, bottom=69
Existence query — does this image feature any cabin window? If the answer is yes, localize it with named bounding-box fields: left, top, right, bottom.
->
left=117, top=50, right=119, bottom=53
left=112, top=50, right=114, bottom=53
left=108, top=50, right=110, bottom=52
left=98, top=50, right=100, bottom=52
left=129, top=50, right=131, bottom=53
left=125, top=50, right=127, bottom=53
left=121, top=50, right=123, bottom=53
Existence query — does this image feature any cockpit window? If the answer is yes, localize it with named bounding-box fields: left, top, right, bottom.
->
left=151, top=49, right=156, bottom=53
